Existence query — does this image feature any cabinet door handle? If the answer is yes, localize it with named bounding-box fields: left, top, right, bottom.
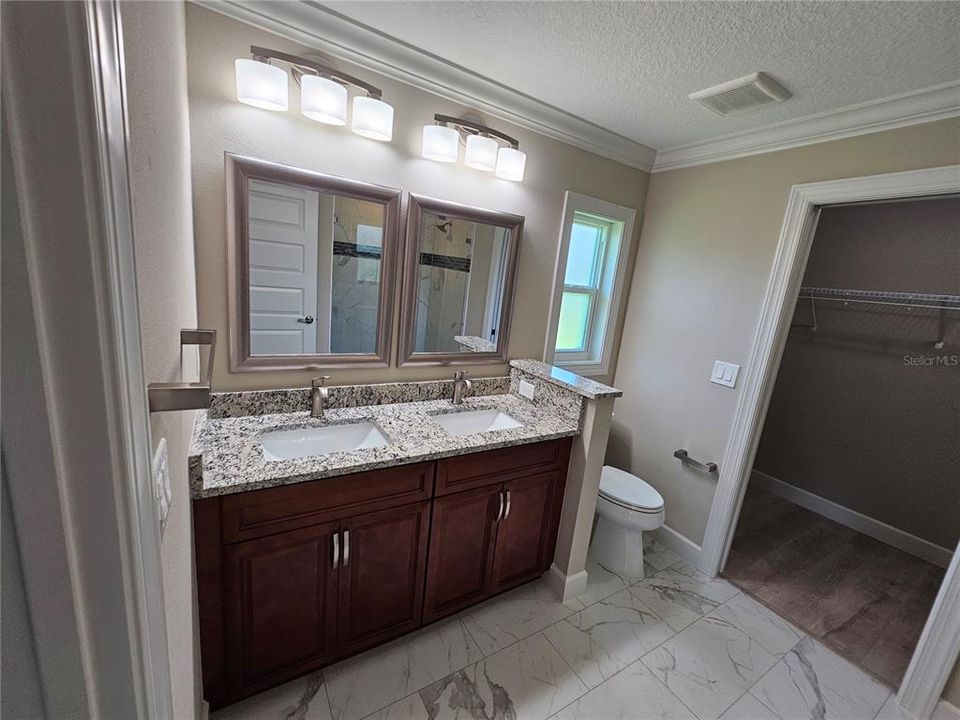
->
left=496, top=491, right=505, bottom=522
left=332, top=531, right=340, bottom=569
left=343, top=529, right=350, bottom=567
left=504, top=489, right=512, bottom=520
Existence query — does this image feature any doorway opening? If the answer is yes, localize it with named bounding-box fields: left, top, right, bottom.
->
left=722, top=193, right=958, bottom=687
left=697, top=166, right=960, bottom=720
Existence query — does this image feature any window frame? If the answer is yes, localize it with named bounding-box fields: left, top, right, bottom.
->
left=545, top=192, right=638, bottom=377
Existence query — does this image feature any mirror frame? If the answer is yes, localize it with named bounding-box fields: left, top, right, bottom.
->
left=225, top=153, right=401, bottom=371
left=398, top=194, right=523, bottom=366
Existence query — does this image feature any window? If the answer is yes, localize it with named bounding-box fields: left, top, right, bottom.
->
left=547, top=193, right=637, bottom=376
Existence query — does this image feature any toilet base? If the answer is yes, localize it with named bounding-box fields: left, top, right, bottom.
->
left=590, top=517, right=646, bottom=579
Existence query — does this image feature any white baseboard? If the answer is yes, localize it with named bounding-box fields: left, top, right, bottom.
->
left=751, top=470, right=953, bottom=569
left=651, top=524, right=703, bottom=570
left=934, top=699, right=960, bottom=720
left=546, top=563, right=588, bottom=602
left=199, top=699, right=210, bottom=720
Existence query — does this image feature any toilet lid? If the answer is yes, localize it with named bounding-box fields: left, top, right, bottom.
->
left=599, top=465, right=664, bottom=511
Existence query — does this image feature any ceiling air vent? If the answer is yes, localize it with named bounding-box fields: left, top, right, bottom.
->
left=689, top=72, right=791, bottom=116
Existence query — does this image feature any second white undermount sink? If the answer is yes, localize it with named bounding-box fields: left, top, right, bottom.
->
left=261, top=422, right=389, bottom=461
left=431, top=409, right=523, bottom=436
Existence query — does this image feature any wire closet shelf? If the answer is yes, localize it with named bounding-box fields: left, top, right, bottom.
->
left=791, top=286, right=959, bottom=348
left=797, top=286, right=960, bottom=312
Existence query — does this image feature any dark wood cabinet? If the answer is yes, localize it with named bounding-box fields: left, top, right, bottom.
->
left=223, top=521, right=339, bottom=699
left=491, top=471, right=557, bottom=593
left=337, top=502, right=430, bottom=656
left=195, top=438, right=572, bottom=710
left=423, top=485, right=501, bottom=622
left=424, top=439, right=573, bottom=621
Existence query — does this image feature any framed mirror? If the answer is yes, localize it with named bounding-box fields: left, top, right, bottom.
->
left=226, top=154, right=400, bottom=370
left=398, top=194, right=523, bottom=365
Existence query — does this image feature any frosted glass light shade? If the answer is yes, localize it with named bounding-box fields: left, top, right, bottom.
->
left=421, top=124, right=459, bottom=162
left=351, top=96, right=394, bottom=141
left=495, top=147, right=526, bottom=182
left=464, top=134, right=498, bottom=172
left=301, top=75, right=347, bottom=125
left=235, top=59, right=288, bottom=111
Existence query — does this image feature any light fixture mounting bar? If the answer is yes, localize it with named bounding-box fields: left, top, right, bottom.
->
left=249, top=45, right=383, bottom=99
left=434, top=114, right=519, bottom=149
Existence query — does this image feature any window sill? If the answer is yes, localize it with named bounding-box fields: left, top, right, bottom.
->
left=554, top=357, right=609, bottom=378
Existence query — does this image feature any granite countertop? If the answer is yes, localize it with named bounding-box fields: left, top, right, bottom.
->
left=509, top=359, right=623, bottom=399
left=189, top=391, right=581, bottom=499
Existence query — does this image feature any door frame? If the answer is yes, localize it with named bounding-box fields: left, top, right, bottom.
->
left=697, top=164, right=960, bottom=719
left=3, top=0, right=174, bottom=716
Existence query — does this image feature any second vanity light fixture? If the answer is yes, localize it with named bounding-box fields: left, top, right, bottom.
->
left=422, top=114, right=527, bottom=182
left=235, top=45, right=394, bottom=142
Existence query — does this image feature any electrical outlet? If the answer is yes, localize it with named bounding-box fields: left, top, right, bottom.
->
left=153, top=437, right=171, bottom=536
left=519, top=379, right=536, bottom=400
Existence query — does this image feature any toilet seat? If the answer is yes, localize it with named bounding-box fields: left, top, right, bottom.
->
left=599, top=465, right=664, bottom=514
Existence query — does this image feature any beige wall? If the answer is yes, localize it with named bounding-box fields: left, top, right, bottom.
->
left=184, top=5, right=649, bottom=391
left=609, top=118, right=960, bottom=545
left=122, top=3, right=202, bottom=718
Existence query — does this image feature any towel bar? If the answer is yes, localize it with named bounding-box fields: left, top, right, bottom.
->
left=674, top=449, right=718, bottom=474
left=148, top=329, right=216, bottom=412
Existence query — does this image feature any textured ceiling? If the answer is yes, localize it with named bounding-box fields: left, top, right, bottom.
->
left=321, top=1, right=960, bottom=150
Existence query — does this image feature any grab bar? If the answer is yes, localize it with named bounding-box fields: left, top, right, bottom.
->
left=148, top=329, right=216, bottom=412
left=674, top=449, right=718, bottom=474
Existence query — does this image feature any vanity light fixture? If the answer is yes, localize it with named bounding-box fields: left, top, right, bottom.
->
left=464, top=134, right=499, bottom=172
left=235, top=58, right=289, bottom=111
left=235, top=46, right=394, bottom=141
left=421, top=124, right=459, bottom=163
left=422, top=115, right=527, bottom=182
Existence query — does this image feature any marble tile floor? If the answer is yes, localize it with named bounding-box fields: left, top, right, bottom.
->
left=210, top=537, right=944, bottom=720
left=724, top=485, right=946, bottom=688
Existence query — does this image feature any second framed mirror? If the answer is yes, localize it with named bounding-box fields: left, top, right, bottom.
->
left=398, top=194, right=523, bottom=365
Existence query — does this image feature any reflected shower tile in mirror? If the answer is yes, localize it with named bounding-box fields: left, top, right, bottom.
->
left=398, top=195, right=523, bottom=364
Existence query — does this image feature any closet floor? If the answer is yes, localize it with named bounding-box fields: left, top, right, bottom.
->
left=723, top=485, right=946, bottom=688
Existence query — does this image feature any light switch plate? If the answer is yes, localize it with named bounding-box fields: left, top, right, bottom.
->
left=153, top=437, right=170, bottom=537
left=710, top=360, right=740, bottom=388
left=518, top=379, right=536, bottom=400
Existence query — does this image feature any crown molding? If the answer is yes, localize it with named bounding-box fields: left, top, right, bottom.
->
left=653, top=81, right=960, bottom=173
left=191, top=0, right=657, bottom=171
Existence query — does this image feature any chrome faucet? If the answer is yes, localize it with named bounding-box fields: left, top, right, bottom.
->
left=451, top=370, right=472, bottom=405
left=310, top=375, right=331, bottom=418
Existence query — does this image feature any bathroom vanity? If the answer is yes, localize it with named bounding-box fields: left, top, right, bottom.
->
left=194, top=437, right=571, bottom=707
left=185, top=361, right=624, bottom=709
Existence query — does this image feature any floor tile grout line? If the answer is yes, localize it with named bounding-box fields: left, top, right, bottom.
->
left=644, top=657, right=706, bottom=720
left=319, top=670, right=338, bottom=720
left=739, top=635, right=808, bottom=720
left=636, top=608, right=785, bottom=720
left=331, top=556, right=720, bottom=720
left=330, top=616, right=489, bottom=720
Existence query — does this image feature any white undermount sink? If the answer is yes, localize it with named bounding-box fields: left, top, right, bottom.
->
left=431, top=409, right=523, bottom=436
left=261, top=422, right=389, bottom=461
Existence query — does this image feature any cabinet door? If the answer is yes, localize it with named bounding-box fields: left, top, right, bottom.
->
left=491, top=471, right=557, bottom=594
left=223, top=520, right=339, bottom=699
left=337, top=502, right=430, bottom=656
left=423, top=485, right=501, bottom=623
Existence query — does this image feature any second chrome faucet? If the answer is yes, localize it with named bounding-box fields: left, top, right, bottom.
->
left=451, top=370, right=472, bottom=405
left=311, top=375, right=331, bottom=418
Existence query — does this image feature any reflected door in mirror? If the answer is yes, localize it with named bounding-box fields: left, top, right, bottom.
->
left=247, top=180, right=384, bottom=357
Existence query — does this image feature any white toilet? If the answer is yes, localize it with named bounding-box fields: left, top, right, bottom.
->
left=590, top=465, right=665, bottom=578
